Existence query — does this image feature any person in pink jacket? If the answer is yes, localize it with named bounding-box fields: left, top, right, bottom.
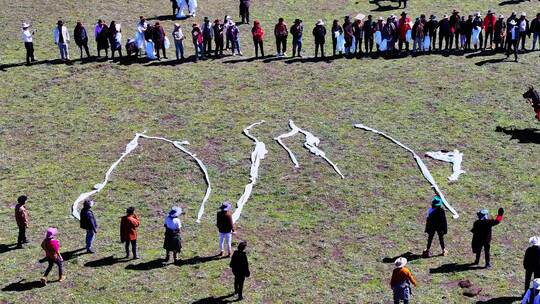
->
left=40, top=228, right=64, bottom=285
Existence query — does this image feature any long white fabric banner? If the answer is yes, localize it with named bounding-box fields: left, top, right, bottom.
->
left=71, top=133, right=212, bottom=223
left=425, top=150, right=465, bottom=181
left=354, top=124, right=459, bottom=219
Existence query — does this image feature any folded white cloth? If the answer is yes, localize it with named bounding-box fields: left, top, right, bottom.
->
left=425, top=150, right=465, bottom=181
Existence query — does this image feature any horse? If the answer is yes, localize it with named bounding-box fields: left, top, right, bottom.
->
left=523, top=86, right=540, bottom=121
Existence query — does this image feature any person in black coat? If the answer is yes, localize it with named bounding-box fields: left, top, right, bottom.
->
left=363, top=15, right=374, bottom=55
left=426, top=15, right=439, bottom=51
left=230, top=241, right=250, bottom=300
left=471, top=208, right=504, bottom=268
left=438, top=15, right=451, bottom=50
left=313, top=19, right=327, bottom=58
left=80, top=199, right=98, bottom=253
left=423, top=196, right=448, bottom=258
left=239, top=0, right=250, bottom=24
left=74, top=22, right=90, bottom=59
left=524, top=237, right=540, bottom=293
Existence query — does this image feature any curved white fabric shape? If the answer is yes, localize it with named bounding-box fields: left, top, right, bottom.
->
left=231, top=121, right=268, bottom=223
left=425, top=150, right=465, bottom=182
left=353, top=123, right=459, bottom=219
left=274, top=120, right=344, bottom=179
left=71, top=133, right=212, bottom=223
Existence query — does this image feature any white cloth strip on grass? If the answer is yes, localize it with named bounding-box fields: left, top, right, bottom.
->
left=425, top=150, right=465, bottom=181
left=274, top=120, right=344, bottom=179
left=231, top=121, right=268, bottom=223
left=353, top=123, right=459, bottom=219
left=71, top=133, right=212, bottom=223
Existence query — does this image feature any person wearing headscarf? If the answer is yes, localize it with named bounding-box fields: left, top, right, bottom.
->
left=239, top=0, right=250, bottom=24
left=426, top=15, right=438, bottom=51
left=524, top=237, right=540, bottom=293
left=172, top=23, right=185, bottom=60
left=109, top=21, right=122, bottom=59
left=230, top=241, right=250, bottom=301
left=494, top=15, right=507, bottom=51
left=14, top=195, right=29, bottom=248
left=201, top=17, right=214, bottom=57
left=153, top=22, right=167, bottom=60
left=522, top=278, right=540, bottom=304
left=216, top=201, right=235, bottom=256
left=53, top=20, right=70, bottom=61
left=274, top=18, right=288, bottom=57
left=517, top=13, right=530, bottom=51
left=213, top=19, right=224, bottom=57
left=95, top=19, right=109, bottom=57
left=163, top=206, right=183, bottom=263
left=423, top=196, right=448, bottom=258
left=390, top=257, right=417, bottom=304
left=21, top=23, right=36, bottom=65
left=331, top=19, right=343, bottom=57
left=80, top=199, right=98, bottom=253
left=471, top=207, right=504, bottom=268
left=40, top=228, right=64, bottom=286
left=74, top=22, right=91, bottom=59
left=251, top=20, right=265, bottom=58
left=506, top=19, right=519, bottom=62
left=120, top=207, right=140, bottom=259
left=290, top=19, right=304, bottom=57
left=312, top=19, right=327, bottom=58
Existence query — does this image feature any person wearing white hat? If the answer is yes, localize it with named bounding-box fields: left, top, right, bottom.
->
left=494, top=14, right=507, bottom=51
left=390, top=257, right=417, bottom=304
left=312, top=19, right=327, bottom=58
left=163, top=206, right=183, bottom=263
left=507, top=19, right=519, bottom=62
left=216, top=201, right=235, bottom=257
left=518, top=12, right=530, bottom=51
left=472, top=12, right=483, bottom=50
left=21, top=23, right=36, bottom=65
left=521, top=278, right=540, bottom=304
left=524, top=237, right=540, bottom=293
left=53, top=20, right=70, bottom=61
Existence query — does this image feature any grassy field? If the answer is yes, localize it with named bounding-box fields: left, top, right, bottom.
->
left=1, top=0, right=540, bottom=303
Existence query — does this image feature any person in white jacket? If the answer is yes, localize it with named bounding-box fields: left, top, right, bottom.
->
left=53, top=20, right=70, bottom=61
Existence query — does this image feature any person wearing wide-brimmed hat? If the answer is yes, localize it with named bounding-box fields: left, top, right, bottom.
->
left=423, top=196, right=448, bottom=258
left=312, top=19, right=327, bottom=58
left=517, top=12, right=530, bottom=51
left=172, top=23, right=185, bottom=60
left=363, top=15, right=374, bottom=55
left=524, top=237, right=540, bottom=293
left=202, top=17, right=214, bottom=57
left=426, top=15, right=438, bottom=51
left=216, top=201, right=235, bottom=257
left=21, top=23, right=36, bottom=65
left=163, top=206, right=183, bottom=263
left=80, top=198, right=98, bottom=253
left=390, top=257, right=417, bottom=304
left=438, top=15, right=450, bottom=50
left=494, top=14, right=507, bottom=51
left=471, top=207, right=504, bottom=268
left=120, top=207, right=140, bottom=259
left=290, top=19, right=304, bottom=57
left=506, top=19, right=519, bottom=62
left=522, top=278, right=540, bottom=304
left=153, top=21, right=167, bottom=60
left=53, top=20, right=70, bottom=61
left=213, top=19, right=224, bottom=57
left=449, top=10, right=461, bottom=49
left=483, top=10, right=497, bottom=50
left=40, top=227, right=64, bottom=286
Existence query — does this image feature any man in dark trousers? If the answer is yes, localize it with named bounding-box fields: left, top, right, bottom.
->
left=15, top=195, right=29, bottom=248
left=506, top=19, right=519, bottom=62
left=230, top=241, right=250, bottom=300
left=80, top=199, right=98, bottom=253
left=398, top=0, right=407, bottom=9
left=471, top=208, right=504, bottom=268
left=438, top=15, right=451, bottom=50
left=239, top=0, right=250, bottom=24
left=423, top=196, right=448, bottom=258
left=524, top=236, right=540, bottom=293
left=363, top=15, right=374, bottom=55
left=449, top=10, right=460, bottom=49
left=312, top=19, right=326, bottom=58
left=201, top=17, right=214, bottom=57
left=426, top=15, right=438, bottom=51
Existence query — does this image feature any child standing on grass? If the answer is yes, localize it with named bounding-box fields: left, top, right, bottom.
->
left=14, top=195, right=29, bottom=249
left=120, top=207, right=140, bottom=259
left=471, top=207, right=504, bottom=268
left=423, top=196, right=448, bottom=258
left=230, top=241, right=250, bottom=301
left=40, top=228, right=64, bottom=286
left=390, top=257, right=417, bottom=304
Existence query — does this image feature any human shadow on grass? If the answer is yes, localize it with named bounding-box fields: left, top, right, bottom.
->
left=84, top=255, right=130, bottom=268
left=175, top=254, right=222, bottom=266
left=381, top=251, right=438, bottom=263
left=429, top=263, right=483, bottom=274
left=61, top=248, right=87, bottom=261
left=223, top=55, right=273, bottom=64
left=284, top=56, right=333, bottom=64
left=496, top=126, right=540, bottom=144
left=126, top=254, right=222, bottom=271
left=369, top=0, right=398, bottom=12
left=0, top=243, right=18, bottom=254
left=148, top=15, right=190, bottom=21
left=499, top=0, right=529, bottom=6
left=192, top=293, right=238, bottom=304
left=145, top=56, right=199, bottom=66
left=2, top=279, right=45, bottom=292
left=476, top=296, right=521, bottom=304
left=475, top=57, right=507, bottom=66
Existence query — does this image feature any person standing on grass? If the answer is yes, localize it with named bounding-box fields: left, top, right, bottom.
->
left=398, top=0, right=407, bottom=9
left=120, top=207, right=140, bottom=259
left=216, top=201, right=235, bottom=257
left=411, top=17, right=425, bottom=53
left=95, top=19, right=109, bottom=58
left=343, top=16, right=354, bottom=56
left=483, top=10, right=496, bottom=50
left=352, top=17, right=363, bottom=56
left=53, top=20, right=70, bottom=61
left=426, top=15, right=438, bottom=51
left=449, top=10, right=461, bottom=50
left=229, top=21, right=242, bottom=56
left=163, top=206, right=183, bottom=263
left=21, top=23, right=36, bottom=65
left=494, top=15, right=506, bottom=51
left=290, top=19, right=303, bottom=57
left=522, top=278, right=540, bottom=304
left=172, top=23, right=185, bottom=60
left=192, top=23, right=203, bottom=61
left=109, top=21, right=123, bottom=59
left=153, top=22, right=167, bottom=60
left=224, top=16, right=234, bottom=51
left=239, top=0, right=250, bottom=24
left=472, top=12, right=484, bottom=50
left=531, top=13, right=540, bottom=51
left=363, top=15, right=374, bottom=55
left=171, top=0, right=179, bottom=17
left=274, top=18, right=288, bottom=57
left=438, top=15, right=450, bottom=50
left=524, top=237, right=540, bottom=293
left=397, top=12, right=411, bottom=53
left=506, top=20, right=519, bottom=62
left=313, top=19, right=326, bottom=58
left=471, top=208, right=504, bottom=268
left=202, top=17, right=214, bottom=57
left=331, top=19, right=343, bottom=57
left=40, top=228, right=64, bottom=286
left=422, top=196, right=448, bottom=257
left=251, top=20, right=265, bottom=58
left=136, top=16, right=148, bottom=55
left=14, top=195, right=29, bottom=249
left=80, top=199, right=98, bottom=254
left=390, top=257, right=417, bottom=304
left=518, top=13, right=530, bottom=51
left=74, top=22, right=91, bottom=59
left=230, top=241, right=250, bottom=301
left=213, top=19, right=224, bottom=57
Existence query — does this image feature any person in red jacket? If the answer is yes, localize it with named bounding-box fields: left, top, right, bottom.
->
left=483, top=10, right=497, bottom=50
left=40, top=227, right=64, bottom=285
left=120, top=207, right=140, bottom=259
left=397, top=11, right=411, bottom=52
left=14, top=195, right=29, bottom=249
left=390, top=257, right=417, bottom=304
left=251, top=20, right=265, bottom=58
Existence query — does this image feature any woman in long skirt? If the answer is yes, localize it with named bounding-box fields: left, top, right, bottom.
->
left=163, top=207, right=183, bottom=263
